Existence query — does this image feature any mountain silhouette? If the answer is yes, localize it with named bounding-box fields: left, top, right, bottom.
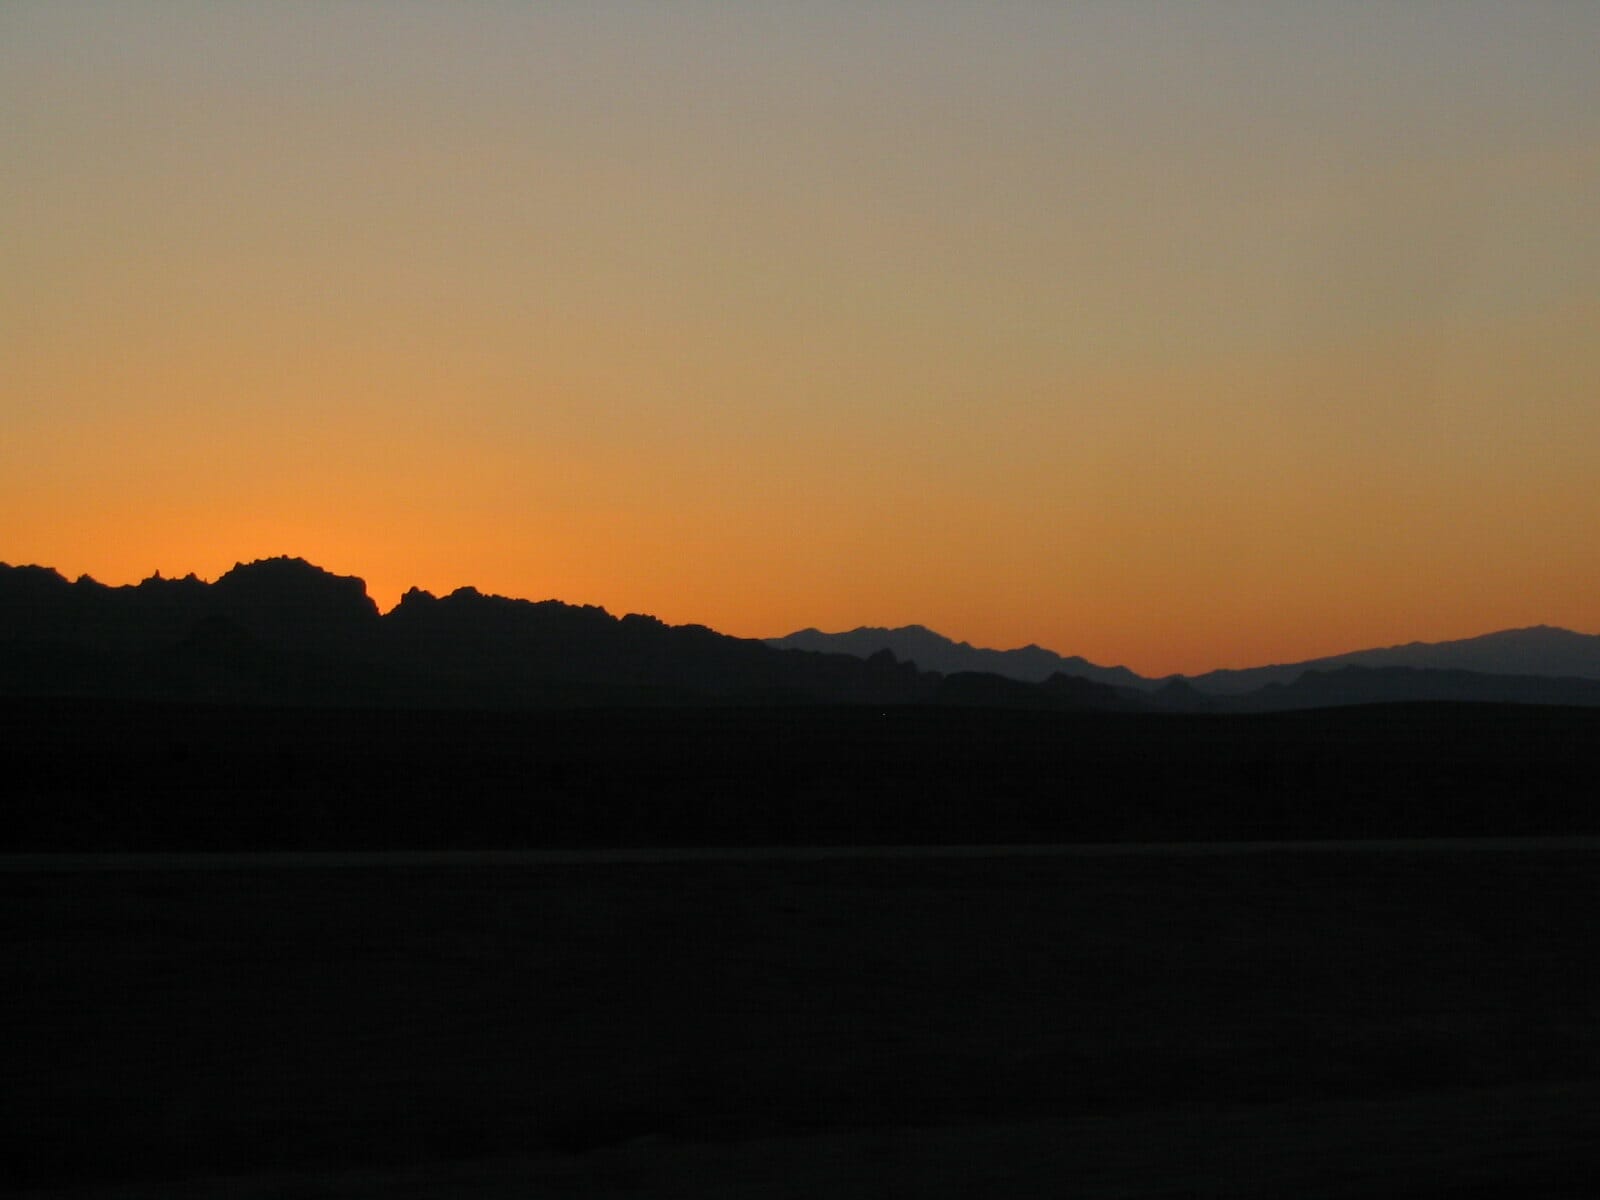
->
left=769, top=621, right=1600, bottom=709
left=9, top=558, right=1600, bottom=853
left=0, top=559, right=1129, bottom=711
left=767, top=624, right=1146, bottom=689
left=6, top=558, right=1599, bottom=713
left=1188, top=626, right=1600, bottom=695
left=209, top=557, right=381, bottom=658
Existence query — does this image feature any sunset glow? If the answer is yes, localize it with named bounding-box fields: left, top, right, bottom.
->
left=5, top=3, right=1597, bottom=676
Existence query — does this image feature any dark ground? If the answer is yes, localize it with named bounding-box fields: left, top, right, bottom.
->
left=7, top=698, right=1600, bottom=849
left=6, top=698, right=1600, bottom=1194
left=6, top=843, right=1600, bottom=1196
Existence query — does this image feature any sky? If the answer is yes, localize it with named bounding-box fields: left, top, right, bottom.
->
left=4, top=2, right=1597, bottom=676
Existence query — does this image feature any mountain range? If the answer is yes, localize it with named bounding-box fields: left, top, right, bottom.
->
left=769, top=623, right=1600, bottom=707
left=765, top=625, right=1148, bottom=690
left=0, top=558, right=1122, bottom=711
left=5, top=556, right=1600, bottom=712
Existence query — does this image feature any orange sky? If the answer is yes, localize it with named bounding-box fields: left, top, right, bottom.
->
left=4, top=4, right=1598, bottom=676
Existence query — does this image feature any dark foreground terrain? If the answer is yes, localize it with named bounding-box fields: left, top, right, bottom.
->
left=6, top=699, right=1599, bottom=1194
left=8, top=698, right=1600, bottom=849
left=6, top=843, right=1600, bottom=1197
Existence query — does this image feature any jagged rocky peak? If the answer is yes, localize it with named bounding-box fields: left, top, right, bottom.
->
left=208, top=557, right=380, bottom=651
left=215, top=557, right=377, bottom=612
left=396, top=586, right=437, bottom=605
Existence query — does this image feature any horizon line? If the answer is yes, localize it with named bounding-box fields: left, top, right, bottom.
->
left=5, top=553, right=1594, bottom=683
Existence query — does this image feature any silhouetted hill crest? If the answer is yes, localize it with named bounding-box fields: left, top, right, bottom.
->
left=1190, top=625, right=1600, bottom=694
left=1, top=563, right=73, bottom=597
left=767, top=624, right=1145, bottom=689
left=8, top=557, right=1600, bottom=712
left=212, top=557, right=379, bottom=629
left=772, top=618, right=1600, bottom=704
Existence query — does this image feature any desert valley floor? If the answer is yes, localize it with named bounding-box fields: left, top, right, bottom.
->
left=7, top=840, right=1599, bottom=1197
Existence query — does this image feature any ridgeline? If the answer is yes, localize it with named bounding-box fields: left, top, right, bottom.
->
left=4, top=558, right=1599, bottom=850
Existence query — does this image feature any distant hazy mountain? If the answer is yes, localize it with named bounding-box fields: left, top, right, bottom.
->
left=769, top=622, right=1600, bottom=705
left=767, top=625, right=1148, bottom=690
left=1189, top=626, right=1600, bottom=695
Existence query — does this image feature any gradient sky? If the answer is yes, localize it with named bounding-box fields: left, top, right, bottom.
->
left=4, top=3, right=1597, bottom=675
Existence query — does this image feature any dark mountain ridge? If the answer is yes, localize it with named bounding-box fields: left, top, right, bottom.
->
left=770, top=621, right=1600, bottom=709
left=767, top=624, right=1147, bottom=689
left=0, top=559, right=1128, bottom=711
left=8, top=559, right=1600, bottom=852
left=1189, top=624, right=1600, bottom=694
left=6, top=558, right=1599, bottom=712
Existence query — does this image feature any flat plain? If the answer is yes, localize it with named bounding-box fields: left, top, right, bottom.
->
left=6, top=841, right=1599, bottom=1196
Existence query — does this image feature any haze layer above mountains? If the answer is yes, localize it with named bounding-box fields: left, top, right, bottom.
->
left=5, top=557, right=1600, bottom=712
